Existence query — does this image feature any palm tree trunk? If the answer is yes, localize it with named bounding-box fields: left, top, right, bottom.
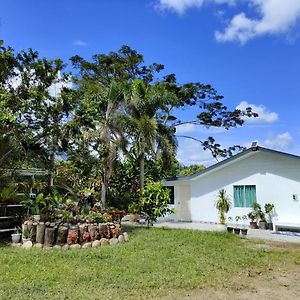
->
left=139, top=152, right=145, bottom=189
left=101, top=169, right=107, bottom=210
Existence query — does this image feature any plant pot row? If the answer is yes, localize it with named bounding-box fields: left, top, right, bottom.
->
left=249, top=221, right=273, bottom=230
left=227, top=226, right=248, bottom=236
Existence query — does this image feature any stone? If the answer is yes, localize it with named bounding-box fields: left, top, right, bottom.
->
left=100, top=238, right=109, bottom=246
left=123, top=232, right=129, bottom=242
left=109, top=237, right=118, bottom=245
left=16, top=243, right=22, bottom=248
left=70, top=244, right=81, bottom=249
left=82, top=242, right=92, bottom=249
left=118, top=235, right=125, bottom=243
left=33, top=243, right=43, bottom=249
left=92, top=240, right=101, bottom=248
left=62, top=244, right=70, bottom=250
left=43, top=246, right=53, bottom=250
left=22, top=241, right=33, bottom=249
left=53, top=245, right=62, bottom=250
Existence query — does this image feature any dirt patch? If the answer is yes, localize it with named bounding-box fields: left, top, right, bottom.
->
left=160, top=241, right=300, bottom=300
left=160, top=265, right=300, bottom=300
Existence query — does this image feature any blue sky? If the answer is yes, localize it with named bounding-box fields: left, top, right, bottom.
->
left=1, top=0, right=300, bottom=165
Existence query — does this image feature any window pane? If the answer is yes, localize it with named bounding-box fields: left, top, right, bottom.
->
left=244, top=185, right=256, bottom=207
left=234, top=186, right=244, bottom=207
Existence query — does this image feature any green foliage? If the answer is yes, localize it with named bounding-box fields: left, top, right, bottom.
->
left=22, top=228, right=32, bottom=239
left=265, top=203, right=275, bottom=214
left=140, top=180, right=173, bottom=227
left=179, top=164, right=206, bottom=176
left=0, top=40, right=257, bottom=210
left=215, top=189, right=231, bottom=225
left=128, top=202, right=140, bottom=214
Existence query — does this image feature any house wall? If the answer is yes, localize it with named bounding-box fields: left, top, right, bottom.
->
left=184, top=151, right=300, bottom=223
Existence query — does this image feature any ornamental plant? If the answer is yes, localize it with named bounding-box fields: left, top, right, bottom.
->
left=215, top=189, right=231, bottom=225
left=140, top=180, right=173, bottom=228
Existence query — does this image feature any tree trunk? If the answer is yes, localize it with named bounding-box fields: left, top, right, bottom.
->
left=36, top=223, right=46, bottom=244
left=44, top=227, right=56, bottom=246
left=139, top=152, right=145, bottom=189
left=101, top=167, right=107, bottom=209
left=48, top=150, right=55, bottom=187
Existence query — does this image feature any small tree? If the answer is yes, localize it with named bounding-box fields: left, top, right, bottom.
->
left=264, top=203, right=275, bottom=223
left=215, top=189, right=232, bottom=225
left=140, top=180, right=173, bottom=227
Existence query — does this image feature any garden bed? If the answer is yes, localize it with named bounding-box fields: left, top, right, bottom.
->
left=13, top=220, right=128, bottom=249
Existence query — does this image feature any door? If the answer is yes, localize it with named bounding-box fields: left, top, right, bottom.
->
left=175, top=184, right=192, bottom=221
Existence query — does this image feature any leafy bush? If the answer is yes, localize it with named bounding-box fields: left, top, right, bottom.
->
left=140, top=180, right=173, bottom=227
left=128, top=202, right=140, bottom=214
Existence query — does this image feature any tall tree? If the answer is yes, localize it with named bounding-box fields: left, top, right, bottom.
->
left=70, top=46, right=165, bottom=206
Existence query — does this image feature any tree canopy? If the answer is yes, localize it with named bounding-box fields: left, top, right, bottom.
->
left=0, top=41, right=258, bottom=209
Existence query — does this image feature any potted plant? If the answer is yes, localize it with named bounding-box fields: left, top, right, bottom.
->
left=215, top=189, right=232, bottom=225
left=234, top=216, right=241, bottom=234
left=128, top=202, right=140, bottom=223
left=247, top=211, right=258, bottom=229
left=11, top=227, right=21, bottom=243
left=241, top=215, right=248, bottom=235
left=22, top=228, right=32, bottom=243
left=264, top=203, right=275, bottom=230
left=226, top=216, right=234, bottom=233
left=258, top=208, right=267, bottom=230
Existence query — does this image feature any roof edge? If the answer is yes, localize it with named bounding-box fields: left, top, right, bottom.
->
left=163, top=146, right=300, bottom=183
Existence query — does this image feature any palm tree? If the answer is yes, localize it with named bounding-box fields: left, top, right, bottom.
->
left=122, top=79, right=177, bottom=189
left=75, top=80, right=126, bottom=208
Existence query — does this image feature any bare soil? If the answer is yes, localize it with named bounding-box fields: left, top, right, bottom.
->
left=161, top=241, right=300, bottom=300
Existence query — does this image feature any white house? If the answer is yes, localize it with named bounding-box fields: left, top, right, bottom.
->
left=163, top=146, right=300, bottom=227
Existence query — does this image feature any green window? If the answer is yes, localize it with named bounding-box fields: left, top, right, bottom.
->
left=233, top=185, right=256, bottom=207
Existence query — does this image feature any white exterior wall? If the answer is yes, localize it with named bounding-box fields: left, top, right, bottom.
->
left=175, top=151, right=300, bottom=223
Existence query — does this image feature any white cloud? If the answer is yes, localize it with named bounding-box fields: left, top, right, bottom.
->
left=157, top=0, right=235, bottom=14
left=236, top=101, right=278, bottom=124
left=264, top=132, right=293, bottom=150
left=177, top=139, right=217, bottom=165
left=176, top=123, right=198, bottom=133
left=73, top=40, right=87, bottom=47
left=176, top=123, right=227, bottom=134
left=215, top=0, right=300, bottom=44
left=157, top=0, right=300, bottom=43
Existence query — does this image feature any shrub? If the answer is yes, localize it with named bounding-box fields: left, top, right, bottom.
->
left=140, top=180, right=173, bottom=227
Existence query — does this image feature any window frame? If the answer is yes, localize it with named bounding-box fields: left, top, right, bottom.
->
left=233, top=185, right=256, bottom=208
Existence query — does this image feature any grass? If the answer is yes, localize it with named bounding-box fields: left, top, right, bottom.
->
left=0, top=226, right=300, bottom=299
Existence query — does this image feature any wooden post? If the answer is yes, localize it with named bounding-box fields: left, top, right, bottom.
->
left=88, top=225, right=99, bottom=241
left=36, top=222, right=46, bottom=244
left=79, top=224, right=88, bottom=244
left=44, top=227, right=56, bottom=246
left=31, top=222, right=37, bottom=243
left=56, top=226, right=68, bottom=245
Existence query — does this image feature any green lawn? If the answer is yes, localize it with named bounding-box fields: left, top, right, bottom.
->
left=0, top=227, right=299, bottom=299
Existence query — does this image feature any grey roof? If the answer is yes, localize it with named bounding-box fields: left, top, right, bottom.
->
left=163, top=146, right=300, bottom=183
